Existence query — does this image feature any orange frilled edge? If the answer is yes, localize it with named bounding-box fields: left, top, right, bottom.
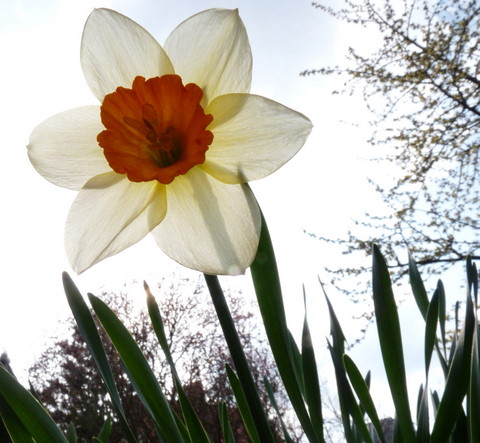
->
left=97, top=75, right=214, bottom=184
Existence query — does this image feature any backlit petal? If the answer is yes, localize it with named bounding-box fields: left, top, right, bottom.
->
left=66, top=172, right=166, bottom=273
left=28, top=106, right=110, bottom=190
left=152, top=167, right=260, bottom=275
left=164, top=9, right=252, bottom=105
left=81, top=8, right=174, bottom=100
left=202, top=94, right=312, bottom=184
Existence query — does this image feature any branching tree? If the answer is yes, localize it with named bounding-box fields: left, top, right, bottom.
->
left=303, top=0, right=480, bottom=304
left=29, top=276, right=299, bottom=441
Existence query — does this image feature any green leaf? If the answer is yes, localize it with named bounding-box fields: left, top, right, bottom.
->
left=452, top=409, right=469, bottom=442
left=371, top=245, right=415, bottom=442
left=415, top=384, right=429, bottom=443
left=343, top=355, right=386, bottom=443
left=0, top=364, right=68, bottom=442
left=437, top=280, right=447, bottom=358
left=88, top=293, right=183, bottom=443
left=218, top=402, right=235, bottom=443
left=433, top=280, right=449, bottom=378
left=65, top=423, right=77, bottom=443
left=322, top=281, right=346, bottom=354
left=96, top=417, right=112, bottom=443
left=225, top=365, right=261, bottom=443
left=326, top=340, right=352, bottom=442
left=324, top=286, right=363, bottom=443
left=408, top=252, right=429, bottom=319
left=466, top=257, right=477, bottom=302
left=431, top=292, right=475, bottom=442
left=145, top=282, right=178, bottom=376
left=146, top=283, right=211, bottom=443
left=263, top=377, right=295, bottom=443
left=62, top=273, right=137, bottom=443
left=250, top=212, right=320, bottom=442
left=448, top=302, right=461, bottom=367
left=392, top=417, right=402, bottom=443
left=364, top=371, right=371, bottom=389
left=0, top=392, right=34, bottom=443
left=301, top=289, right=324, bottom=439
left=425, top=286, right=439, bottom=376
left=204, top=274, right=274, bottom=443
left=324, top=293, right=352, bottom=442
left=327, top=343, right=373, bottom=443
left=176, top=379, right=212, bottom=443
left=430, top=391, right=440, bottom=416
left=287, top=329, right=304, bottom=399
left=469, top=319, right=480, bottom=442
left=468, top=259, right=479, bottom=442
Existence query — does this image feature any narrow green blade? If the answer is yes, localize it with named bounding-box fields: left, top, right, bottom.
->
left=0, top=364, right=67, bottom=442
left=392, top=417, right=402, bottom=443
left=343, top=355, right=386, bottom=443
left=323, top=288, right=346, bottom=354
left=448, top=302, right=461, bottom=367
left=175, top=380, right=212, bottom=443
left=326, top=340, right=353, bottom=442
left=372, top=245, right=415, bottom=442
left=467, top=258, right=479, bottom=442
left=433, top=280, right=448, bottom=378
left=264, top=377, right=295, bottom=443
left=96, top=417, right=112, bottom=443
left=287, top=329, right=304, bottom=399
left=218, top=402, right=235, bottom=443
left=466, top=257, right=477, bottom=301
left=431, top=292, right=475, bottom=442
left=301, top=290, right=324, bottom=439
left=408, top=253, right=429, bottom=319
left=0, top=393, right=34, bottom=443
left=324, top=293, right=352, bottom=441
left=146, top=283, right=211, bottom=443
left=62, top=273, right=137, bottom=443
left=250, top=213, right=319, bottom=442
left=437, top=280, right=447, bottom=360
left=327, top=344, right=373, bottom=443
left=425, top=287, right=439, bottom=375
left=65, top=423, right=77, bottom=443
left=88, top=293, right=183, bottom=443
left=469, top=319, right=480, bottom=441
left=225, top=365, right=261, bottom=443
left=204, top=274, right=274, bottom=443
left=415, top=384, right=429, bottom=443
left=430, top=391, right=440, bottom=416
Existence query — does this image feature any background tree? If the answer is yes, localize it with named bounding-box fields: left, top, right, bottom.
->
left=303, top=0, right=480, bottom=306
left=29, top=276, right=300, bottom=442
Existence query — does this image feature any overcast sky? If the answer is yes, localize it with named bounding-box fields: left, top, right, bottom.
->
left=0, top=0, right=442, bottom=420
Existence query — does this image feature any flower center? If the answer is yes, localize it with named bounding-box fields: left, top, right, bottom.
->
left=97, top=75, right=213, bottom=184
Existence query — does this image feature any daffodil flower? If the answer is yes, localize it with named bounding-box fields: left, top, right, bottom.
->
left=28, top=8, right=312, bottom=275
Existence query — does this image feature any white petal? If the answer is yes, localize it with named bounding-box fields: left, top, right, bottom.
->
left=152, top=167, right=260, bottom=275
left=28, top=106, right=110, bottom=190
left=81, top=8, right=174, bottom=100
left=201, top=94, right=312, bottom=184
left=66, top=172, right=166, bottom=273
left=164, top=9, right=252, bottom=105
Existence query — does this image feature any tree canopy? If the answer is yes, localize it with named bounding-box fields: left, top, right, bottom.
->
left=303, top=0, right=480, bottom=302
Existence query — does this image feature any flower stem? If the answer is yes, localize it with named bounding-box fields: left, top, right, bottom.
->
left=203, top=273, right=275, bottom=443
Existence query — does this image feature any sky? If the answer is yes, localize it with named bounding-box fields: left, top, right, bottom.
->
left=0, top=0, right=445, bottom=423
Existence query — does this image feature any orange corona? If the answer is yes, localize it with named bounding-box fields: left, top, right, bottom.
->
left=98, top=75, right=214, bottom=184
